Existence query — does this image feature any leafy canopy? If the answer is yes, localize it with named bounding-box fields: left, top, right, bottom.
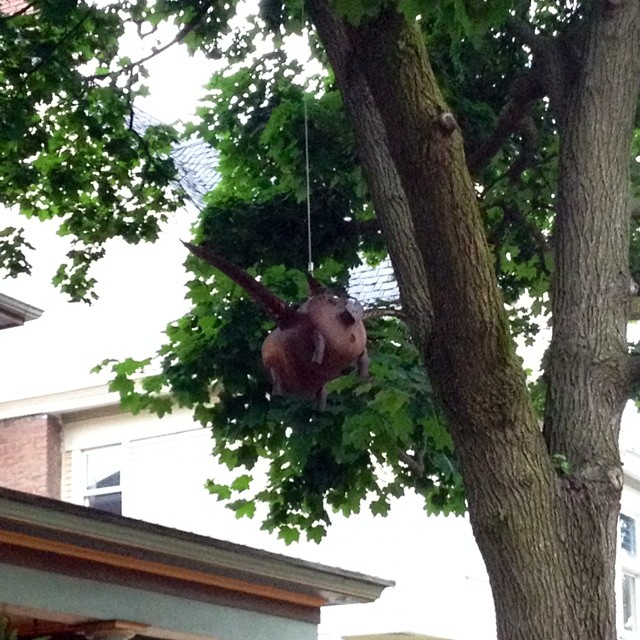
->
left=98, top=0, right=554, bottom=540
left=1, top=0, right=185, bottom=300
left=5, top=0, right=633, bottom=541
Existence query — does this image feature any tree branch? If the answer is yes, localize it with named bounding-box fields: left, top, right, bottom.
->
left=337, top=9, right=552, bottom=534
left=503, top=201, right=550, bottom=273
left=505, top=115, right=539, bottom=182
left=363, top=307, right=405, bottom=321
left=85, top=0, right=217, bottom=82
left=507, top=18, right=550, bottom=63
left=468, top=70, right=544, bottom=174
left=630, top=297, right=640, bottom=321
left=629, top=196, right=640, bottom=222
left=354, top=217, right=381, bottom=237
left=397, top=448, right=424, bottom=478
left=307, top=0, right=434, bottom=354
left=542, top=1, right=640, bottom=461
left=507, top=17, right=567, bottom=116
left=629, top=353, right=640, bottom=390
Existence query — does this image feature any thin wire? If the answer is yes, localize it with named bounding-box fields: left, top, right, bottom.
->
left=304, top=95, right=313, bottom=274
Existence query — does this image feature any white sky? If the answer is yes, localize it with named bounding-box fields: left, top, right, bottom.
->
left=129, top=5, right=322, bottom=124
left=124, top=23, right=214, bottom=123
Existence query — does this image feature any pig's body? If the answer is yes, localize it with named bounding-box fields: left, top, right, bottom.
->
left=183, top=242, right=368, bottom=406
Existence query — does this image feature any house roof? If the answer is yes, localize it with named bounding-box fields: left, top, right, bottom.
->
left=0, top=487, right=392, bottom=623
left=172, top=136, right=221, bottom=210
left=134, top=108, right=400, bottom=306
left=349, top=258, right=399, bottom=306
left=345, top=635, right=449, bottom=640
left=0, top=292, right=43, bottom=329
left=132, top=109, right=220, bottom=211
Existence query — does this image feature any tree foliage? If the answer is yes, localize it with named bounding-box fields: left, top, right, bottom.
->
left=0, top=0, right=184, bottom=300
left=97, top=0, right=562, bottom=535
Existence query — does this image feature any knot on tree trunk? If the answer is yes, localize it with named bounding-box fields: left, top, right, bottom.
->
left=438, top=111, right=458, bottom=133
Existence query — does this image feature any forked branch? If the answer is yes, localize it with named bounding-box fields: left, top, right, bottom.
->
left=468, top=70, right=544, bottom=174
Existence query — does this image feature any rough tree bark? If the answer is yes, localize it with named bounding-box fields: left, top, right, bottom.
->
left=541, top=2, right=640, bottom=636
left=308, top=1, right=640, bottom=639
left=306, top=0, right=434, bottom=354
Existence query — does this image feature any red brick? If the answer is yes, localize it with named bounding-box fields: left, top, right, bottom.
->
left=0, top=414, right=62, bottom=498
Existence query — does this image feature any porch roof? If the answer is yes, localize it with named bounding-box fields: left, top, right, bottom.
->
left=0, top=487, right=392, bottom=640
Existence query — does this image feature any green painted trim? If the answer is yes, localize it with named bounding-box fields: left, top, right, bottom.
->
left=0, top=563, right=317, bottom=640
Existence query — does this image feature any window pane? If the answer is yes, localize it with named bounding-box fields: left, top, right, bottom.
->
left=85, top=492, right=122, bottom=515
left=621, top=514, right=637, bottom=557
left=623, top=574, right=637, bottom=631
left=85, top=446, right=121, bottom=490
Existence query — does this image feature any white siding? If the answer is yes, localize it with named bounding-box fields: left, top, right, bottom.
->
left=60, top=405, right=497, bottom=640
left=127, top=427, right=215, bottom=531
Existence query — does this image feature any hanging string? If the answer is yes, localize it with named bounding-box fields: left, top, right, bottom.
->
left=304, top=94, right=314, bottom=274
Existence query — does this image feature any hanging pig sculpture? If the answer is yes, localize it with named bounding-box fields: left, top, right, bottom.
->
left=183, top=242, right=369, bottom=407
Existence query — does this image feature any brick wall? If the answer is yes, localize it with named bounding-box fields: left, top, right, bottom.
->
left=0, top=414, right=62, bottom=498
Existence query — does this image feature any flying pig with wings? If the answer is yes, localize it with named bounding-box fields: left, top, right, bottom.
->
left=184, top=242, right=369, bottom=408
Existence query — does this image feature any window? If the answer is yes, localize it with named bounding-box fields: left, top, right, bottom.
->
left=620, top=512, right=640, bottom=637
left=624, top=573, right=638, bottom=632
left=83, top=445, right=123, bottom=515
left=62, top=419, right=218, bottom=531
left=622, top=515, right=637, bottom=558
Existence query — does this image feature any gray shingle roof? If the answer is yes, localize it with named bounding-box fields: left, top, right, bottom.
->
left=349, top=257, right=399, bottom=306
left=132, top=108, right=219, bottom=210
left=172, top=137, right=220, bottom=210
left=135, top=108, right=398, bottom=306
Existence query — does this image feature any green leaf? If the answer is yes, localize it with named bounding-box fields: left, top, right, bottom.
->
left=206, top=481, right=232, bottom=501
left=230, top=474, right=253, bottom=492
left=277, top=526, right=301, bottom=545
left=370, top=496, right=390, bottom=516
left=229, top=498, right=257, bottom=519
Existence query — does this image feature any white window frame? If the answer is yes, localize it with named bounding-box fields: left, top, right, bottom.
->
left=71, top=442, right=128, bottom=515
left=619, top=510, right=640, bottom=639
left=63, top=409, right=212, bottom=525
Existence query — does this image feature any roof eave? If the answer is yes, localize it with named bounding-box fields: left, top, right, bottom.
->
left=0, top=293, right=44, bottom=329
left=0, top=487, right=392, bottom=607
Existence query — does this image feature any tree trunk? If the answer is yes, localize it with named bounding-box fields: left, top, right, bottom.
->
left=309, top=1, right=640, bottom=638
left=306, top=0, right=434, bottom=355
left=542, top=2, right=640, bottom=637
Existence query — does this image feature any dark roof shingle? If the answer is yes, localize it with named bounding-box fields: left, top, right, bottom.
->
left=133, top=109, right=219, bottom=210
